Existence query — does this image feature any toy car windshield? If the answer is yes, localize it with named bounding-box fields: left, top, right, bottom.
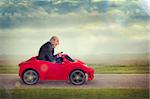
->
left=65, top=55, right=75, bottom=62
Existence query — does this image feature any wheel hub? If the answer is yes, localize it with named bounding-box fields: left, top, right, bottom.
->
left=76, top=75, right=80, bottom=80
left=28, top=75, right=33, bottom=80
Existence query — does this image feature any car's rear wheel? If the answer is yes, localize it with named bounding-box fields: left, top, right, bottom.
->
left=22, top=69, right=39, bottom=85
left=69, top=70, right=86, bottom=85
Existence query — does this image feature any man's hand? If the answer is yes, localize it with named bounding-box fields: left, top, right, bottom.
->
left=56, top=52, right=63, bottom=57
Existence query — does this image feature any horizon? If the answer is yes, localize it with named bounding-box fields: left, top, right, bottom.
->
left=0, top=53, right=148, bottom=65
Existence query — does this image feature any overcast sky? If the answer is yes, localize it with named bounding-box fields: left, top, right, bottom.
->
left=0, top=0, right=149, bottom=59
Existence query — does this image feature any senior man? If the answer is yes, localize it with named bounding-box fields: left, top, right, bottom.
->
left=37, top=36, right=62, bottom=63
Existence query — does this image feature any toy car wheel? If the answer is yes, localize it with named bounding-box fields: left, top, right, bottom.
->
left=22, top=69, right=39, bottom=85
left=70, top=70, right=86, bottom=85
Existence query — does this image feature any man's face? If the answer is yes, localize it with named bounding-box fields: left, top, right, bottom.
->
left=51, top=38, right=59, bottom=48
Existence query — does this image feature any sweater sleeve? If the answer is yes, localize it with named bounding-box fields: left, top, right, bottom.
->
left=46, top=43, right=56, bottom=61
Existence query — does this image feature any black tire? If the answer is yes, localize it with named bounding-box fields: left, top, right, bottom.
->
left=22, top=69, right=39, bottom=85
left=69, top=70, right=86, bottom=85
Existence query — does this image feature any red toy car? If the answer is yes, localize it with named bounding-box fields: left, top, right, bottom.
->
left=19, top=54, right=94, bottom=85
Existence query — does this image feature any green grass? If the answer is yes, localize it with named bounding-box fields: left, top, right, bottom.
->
left=0, top=88, right=149, bottom=99
left=0, top=64, right=149, bottom=74
left=0, top=65, right=18, bottom=74
left=88, top=64, right=149, bottom=74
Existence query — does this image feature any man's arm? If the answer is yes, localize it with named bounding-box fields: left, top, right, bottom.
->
left=47, top=43, right=57, bottom=61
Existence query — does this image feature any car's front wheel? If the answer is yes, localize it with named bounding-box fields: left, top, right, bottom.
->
left=22, top=69, right=39, bottom=85
left=69, top=70, right=86, bottom=85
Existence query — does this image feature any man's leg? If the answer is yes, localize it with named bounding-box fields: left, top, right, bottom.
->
left=56, top=57, right=63, bottom=63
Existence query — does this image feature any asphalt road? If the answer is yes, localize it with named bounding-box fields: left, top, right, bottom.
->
left=0, top=74, right=149, bottom=89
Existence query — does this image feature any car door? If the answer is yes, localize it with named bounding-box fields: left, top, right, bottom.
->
left=47, top=62, right=67, bottom=80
